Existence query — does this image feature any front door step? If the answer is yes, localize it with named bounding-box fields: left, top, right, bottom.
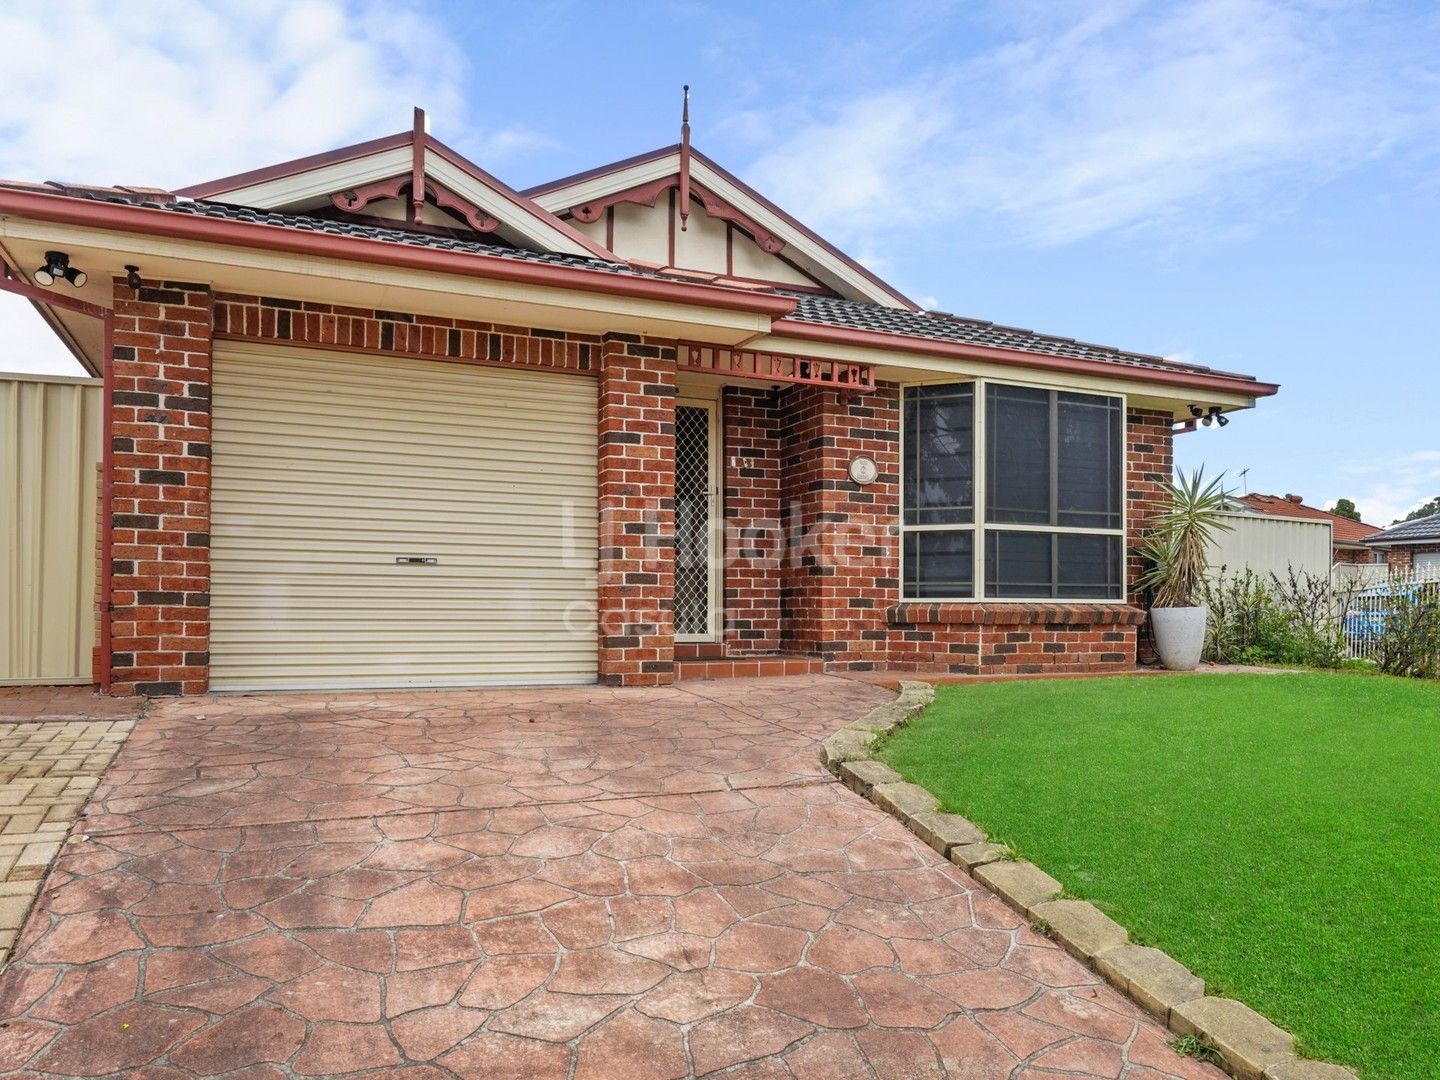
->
left=674, top=653, right=825, bottom=680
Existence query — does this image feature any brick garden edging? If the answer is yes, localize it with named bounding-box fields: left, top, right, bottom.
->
left=821, top=683, right=1359, bottom=1080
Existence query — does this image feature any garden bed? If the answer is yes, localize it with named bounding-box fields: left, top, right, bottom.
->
left=878, top=673, right=1440, bottom=1080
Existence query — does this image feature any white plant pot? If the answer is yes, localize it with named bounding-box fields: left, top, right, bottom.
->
left=1150, top=606, right=1208, bottom=671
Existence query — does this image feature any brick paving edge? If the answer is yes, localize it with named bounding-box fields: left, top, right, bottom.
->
left=820, top=682, right=1359, bottom=1080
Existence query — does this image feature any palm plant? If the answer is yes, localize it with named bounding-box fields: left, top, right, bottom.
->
left=1137, top=468, right=1233, bottom=608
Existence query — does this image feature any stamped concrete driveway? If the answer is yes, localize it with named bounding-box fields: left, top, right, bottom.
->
left=0, top=676, right=1220, bottom=1079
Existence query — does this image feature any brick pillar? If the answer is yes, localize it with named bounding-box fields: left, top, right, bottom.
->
left=107, top=280, right=213, bottom=696
left=779, top=383, right=900, bottom=669
left=1125, top=407, right=1176, bottom=603
left=596, top=334, right=677, bottom=686
left=722, top=387, right=782, bottom=653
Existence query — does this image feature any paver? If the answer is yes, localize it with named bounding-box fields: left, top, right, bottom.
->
left=0, top=676, right=1222, bottom=1078
left=0, top=691, right=137, bottom=966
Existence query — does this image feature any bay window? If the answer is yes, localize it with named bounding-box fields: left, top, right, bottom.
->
left=901, top=381, right=1125, bottom=601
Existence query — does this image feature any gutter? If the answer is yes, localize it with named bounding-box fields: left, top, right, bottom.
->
left=772, top=318, right=1281, bottom=399
left=0, top=189, right=799, bottom=319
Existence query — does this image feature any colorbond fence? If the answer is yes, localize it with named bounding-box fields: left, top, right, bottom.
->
left=0, top=373, right=102, bottom=684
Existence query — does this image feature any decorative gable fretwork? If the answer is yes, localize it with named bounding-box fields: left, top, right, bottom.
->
left=677, top=341, right=875, bottom=391
left=330, top=175, right=501, bottom=233
left=568, top=177, right=786, bottom=255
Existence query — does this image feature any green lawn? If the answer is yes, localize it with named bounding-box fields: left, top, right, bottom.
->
left=879, top=673, right=1440, bottom=1080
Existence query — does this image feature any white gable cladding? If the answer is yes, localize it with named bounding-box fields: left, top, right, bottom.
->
left=530, top=151, right=914, bottom=309
left=195, top=146, right=598, bottom=258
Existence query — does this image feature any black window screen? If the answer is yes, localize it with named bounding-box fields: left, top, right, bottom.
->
left=904, top=384, right=974, bottom=526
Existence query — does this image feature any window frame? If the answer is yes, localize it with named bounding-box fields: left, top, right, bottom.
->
left=899, top=378, right=1129, bottom=603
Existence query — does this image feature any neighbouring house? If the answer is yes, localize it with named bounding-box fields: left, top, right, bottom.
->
left=0, top=110, right=1277, bottom=695
left=1362, top=513, right=1440, bottom=574
left=1234, top=493, right=1383, bottom=567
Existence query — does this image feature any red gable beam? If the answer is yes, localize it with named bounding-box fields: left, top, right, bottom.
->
left=678, top=341, right=874, bottom=391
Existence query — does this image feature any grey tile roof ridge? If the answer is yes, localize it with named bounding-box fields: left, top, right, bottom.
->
left=1364, top=512, right=1440, bottom=543
left=779, top=292, right=1256, bottom=379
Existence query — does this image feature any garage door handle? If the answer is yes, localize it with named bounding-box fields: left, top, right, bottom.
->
left=395, top=556, right=438, bottom=565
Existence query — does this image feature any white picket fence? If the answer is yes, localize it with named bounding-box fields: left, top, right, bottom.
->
left=1342, top=567, right=1440, bottom=661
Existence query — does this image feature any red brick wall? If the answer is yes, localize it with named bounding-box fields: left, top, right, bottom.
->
left=597, top=334, right=678, bottom=686
left=768, top=393, right=1166, bottom=675
left=1333, top=545, right=1380, bottom=566
left=885, top=604, right=1143, bottom=675
left=722, top=387, right=783, bottom=653
left=1126, top=407, right=1175, bottom=602
left=213, top=294, right=601, bottom=374
left=1386, top=543, right=1440, bottom=572
left=778, top=384, right=901, bottom=669
left=107, top=280, right=214, bottom=696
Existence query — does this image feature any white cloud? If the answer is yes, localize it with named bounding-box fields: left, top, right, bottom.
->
left=742, top=0, right=1440, bottom=250
left=1335, top=451, right=1440, bottom=525
left=0, top=1, right=481, bottom=189
left=0, top=0, right=508, bottom=374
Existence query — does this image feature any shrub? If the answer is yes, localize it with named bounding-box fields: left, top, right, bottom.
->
left=1200, top=567, right=1351, bottom=669
left=1373, top=581, right=1440, bottom=679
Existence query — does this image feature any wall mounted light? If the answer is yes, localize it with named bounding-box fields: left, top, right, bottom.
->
left=124, top=264, right=142, bottom=290
left=1210, top=406, right=1229, bottom=427
left=33, top=251, right=86, bottom=289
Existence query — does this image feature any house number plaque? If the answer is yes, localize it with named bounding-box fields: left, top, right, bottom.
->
left=848, top=456, right=878, bottom=485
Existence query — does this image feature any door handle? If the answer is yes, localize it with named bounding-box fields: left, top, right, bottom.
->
left=395, top=556, right=438, bottom=565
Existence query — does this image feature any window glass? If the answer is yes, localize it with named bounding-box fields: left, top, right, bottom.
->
left=902, top=382, right=1125, bottom=602
left=903, top=385, right=973, bottom=525
left=984, top=530, right=1052, bottom=598
left=985, top=385, right=1049, bottom=523
left=1057, top=392, right=1121, bottom=529
left=1057, top=533, right=1123, bottom=599
left=904, top=530, right=974, bottom=598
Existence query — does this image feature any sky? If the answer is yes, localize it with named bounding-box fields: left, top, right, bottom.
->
left=1, top=0, right=1437, bottom=524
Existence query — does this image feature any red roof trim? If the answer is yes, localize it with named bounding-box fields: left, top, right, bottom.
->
left=524, top=144, right=921, bottom=312
left=1236, top=494, right=1380, bottom=542
left=771, top=317, right=1280, bottom=398
left=418, top=135, right=616, bottom=260
left=0, top=188, right=798, bottom=317
left=175, top=127, right=618, bottom=261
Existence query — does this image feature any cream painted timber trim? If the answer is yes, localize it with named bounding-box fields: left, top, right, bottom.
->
left=531, top=151, right=912, bottom=310
left=195, top=147, right=413, bottom=211
left=423, top=152, right=594, bottom=258
left=747, top=333, right=1261, bottom=414
left=0, top=218, right=774, bottom=345
left=192, top=144, right=597, bottom=259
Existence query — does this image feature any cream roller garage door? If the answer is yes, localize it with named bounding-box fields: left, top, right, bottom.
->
left=210, top=342, right=597, bottom=691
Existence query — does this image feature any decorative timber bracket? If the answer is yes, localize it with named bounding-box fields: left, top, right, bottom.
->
left=568, top=178, right=786, bottom=254
left=330, top=176, right=500, bottom=233
left=677, top=341, right=875, bottom=393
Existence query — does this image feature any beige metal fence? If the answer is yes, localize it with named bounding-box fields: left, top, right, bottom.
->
left=1, top=373, right=102, bottom=684
left=1204, top=511, right=1333, bottom=581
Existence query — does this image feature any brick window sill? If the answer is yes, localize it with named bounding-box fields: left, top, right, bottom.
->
left=888, top=603, right=1147, bottom=627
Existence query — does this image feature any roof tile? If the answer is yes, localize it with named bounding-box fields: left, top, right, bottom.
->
left=783, top=293, right=1260, bottom=380
left=1364, top=512, right=1440, bottom=545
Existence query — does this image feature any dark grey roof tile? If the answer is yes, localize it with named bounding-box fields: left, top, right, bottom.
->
left=783, top=293, right=1257, bottom=380
left=1364, top=512, right=1440, bottom=544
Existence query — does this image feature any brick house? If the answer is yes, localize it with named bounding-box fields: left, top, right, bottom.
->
left=1361, top=513, right=1440, bottom=574
left=1233, top=494, right=1382, bottom=566
left=0, top=112, right=1277, bottom=695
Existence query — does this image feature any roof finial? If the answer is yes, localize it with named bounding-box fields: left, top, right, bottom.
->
left=679, top=85, right=692, bottom=232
